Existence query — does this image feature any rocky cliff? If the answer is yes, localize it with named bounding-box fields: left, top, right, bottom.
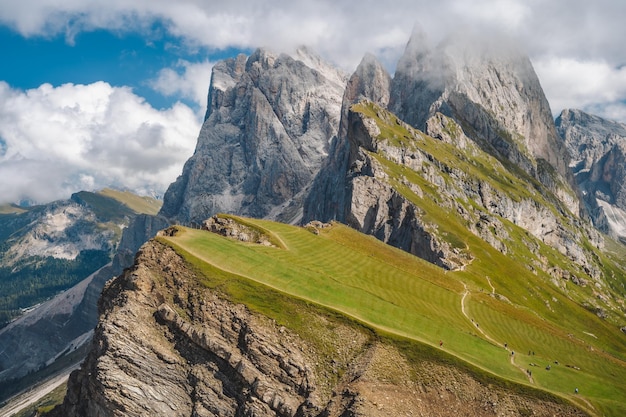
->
left=556, top=109, right=626, bottom=242
left=304, top=39, right=600, bottom=271
left=159, top=47, right=346, bottom=225
left=50, top=236, right=587, bottom=417
left=389, top=28, right=579, bottom=215
left=309, top=98, right=602, bottom=272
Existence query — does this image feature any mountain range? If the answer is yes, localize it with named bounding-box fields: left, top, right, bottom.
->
left=4, top=29, right=626, bottom=416
left=0, top=189, right=163, bottom=399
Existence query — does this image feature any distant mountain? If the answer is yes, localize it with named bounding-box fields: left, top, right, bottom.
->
left=556, top=109, right=626, bottom=242
left=0, top=188, right=162, bottom=398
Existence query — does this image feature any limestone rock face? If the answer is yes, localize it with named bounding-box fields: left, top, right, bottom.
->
left=557, top=109, right=626, bottom=241
left=307, top=100, right=600, bottom=271
left=159, top=48, right=346, bottom=225
left=303, top=53, right=392, bottom=228
left=556, top=108, right=626, bottom=174
left=50, top=238, right=587, bottom=417
left=305, top=40, right=599, bottom=270
left=389, top=29, right=579, bottom=216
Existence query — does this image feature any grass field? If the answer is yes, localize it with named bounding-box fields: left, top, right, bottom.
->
left=160, top=217, right=626, bottom=417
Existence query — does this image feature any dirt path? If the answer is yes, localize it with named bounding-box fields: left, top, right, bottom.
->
left=485, top=275, right=496, bottom=294
left=509, top=350, right=534, bottom=384
left=461, top=284, right=499, bottom=346
left=460, top=283, right=533, bottom=384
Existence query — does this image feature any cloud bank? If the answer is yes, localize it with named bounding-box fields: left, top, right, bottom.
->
left=0, top=81, right=199, bottom=204
left=2, top=0, right=626, bottom=204
left=150, top=59, right=215, bottom=116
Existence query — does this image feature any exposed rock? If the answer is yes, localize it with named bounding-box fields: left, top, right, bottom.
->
left=389, top=28, right=580, bottom=216
left=50, top=239, right=588, bottom=417
left=159, top=47, right=346, bottom=226
left=339, top=108, right=469, bottom=270
left=557, top=109, right=626, bottom=241
left=201, top=215, right=275, bottom=246
left=304, top=30, right=601, bottom=272
left=307, top=99, right=600, bottom=272
left=303, top=53, right=392, bottom=227
left=556, top=108, right=626, bottom=174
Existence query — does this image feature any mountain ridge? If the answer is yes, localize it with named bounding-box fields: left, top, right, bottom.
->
left=48, top=223, right=591, bottom=417
left=556, top=108, right=626, bottom=243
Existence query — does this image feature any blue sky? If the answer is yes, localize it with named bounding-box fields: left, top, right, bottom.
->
left=0, top=24, right=241, bottom=110
left=1, top=0, right=626, bottom=205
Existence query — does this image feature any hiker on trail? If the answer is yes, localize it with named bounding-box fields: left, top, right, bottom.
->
left=439, top=340, right=443, bottom=347
left=504, top=342, right=507, bottom=348
left=511, top=351, right=514, bottom=356
left=575, top=388, right=578, bottom=394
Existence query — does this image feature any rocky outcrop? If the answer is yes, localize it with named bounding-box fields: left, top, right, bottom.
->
left=302, top=55, right=462, bottom=267
left=159, top=47, right=346, bottom=225
left=50, top=238, right=587, bottom=417
left=557, top=109, right=626, bottom=241
left=305, top=31, right=601, bottom=271
left=303, top=53, right=393, bottom=233
left=556, top=109, right=626, bottom=175
left=389, top=28, right=579, bottom=216
left=340, top=107, right=472, bottom=269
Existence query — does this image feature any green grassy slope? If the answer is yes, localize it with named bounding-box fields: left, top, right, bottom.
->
left=98, top=188, right=161, bottom=215
left=72, top=189, right=161, bottom=221
left=155, top=100, right=626, bottom=415
left=161, top=217, right=626, bottom=417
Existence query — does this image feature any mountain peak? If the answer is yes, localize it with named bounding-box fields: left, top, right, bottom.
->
left=160, top=47, right=346, bottom=225
left=390, top=32, right=577, bottom=215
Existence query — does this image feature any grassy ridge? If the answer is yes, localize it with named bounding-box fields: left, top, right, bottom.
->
left=98, top=188, right=161, bottom=215
left=160, top=218, right=626, bottom=416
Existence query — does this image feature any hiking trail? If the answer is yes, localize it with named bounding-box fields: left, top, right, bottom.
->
left=461, top=282, right=533, bottom=384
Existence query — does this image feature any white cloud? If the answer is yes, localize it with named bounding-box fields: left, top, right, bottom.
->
left=0, top=81, right=199, bottom=204
left=450, top=0, right=530, bottom=32
left=149, top=59, right=214, bottom=113
left=533, top=57, right=626, bottom=119
left=1, top=0, right=625, bottom=66
left=0, top=2, right=582, bottom=60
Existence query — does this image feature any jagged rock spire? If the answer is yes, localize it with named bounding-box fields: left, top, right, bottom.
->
left=160, top=48, right=347, bottom=225
left=389, top=28, right=579, bottom=215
